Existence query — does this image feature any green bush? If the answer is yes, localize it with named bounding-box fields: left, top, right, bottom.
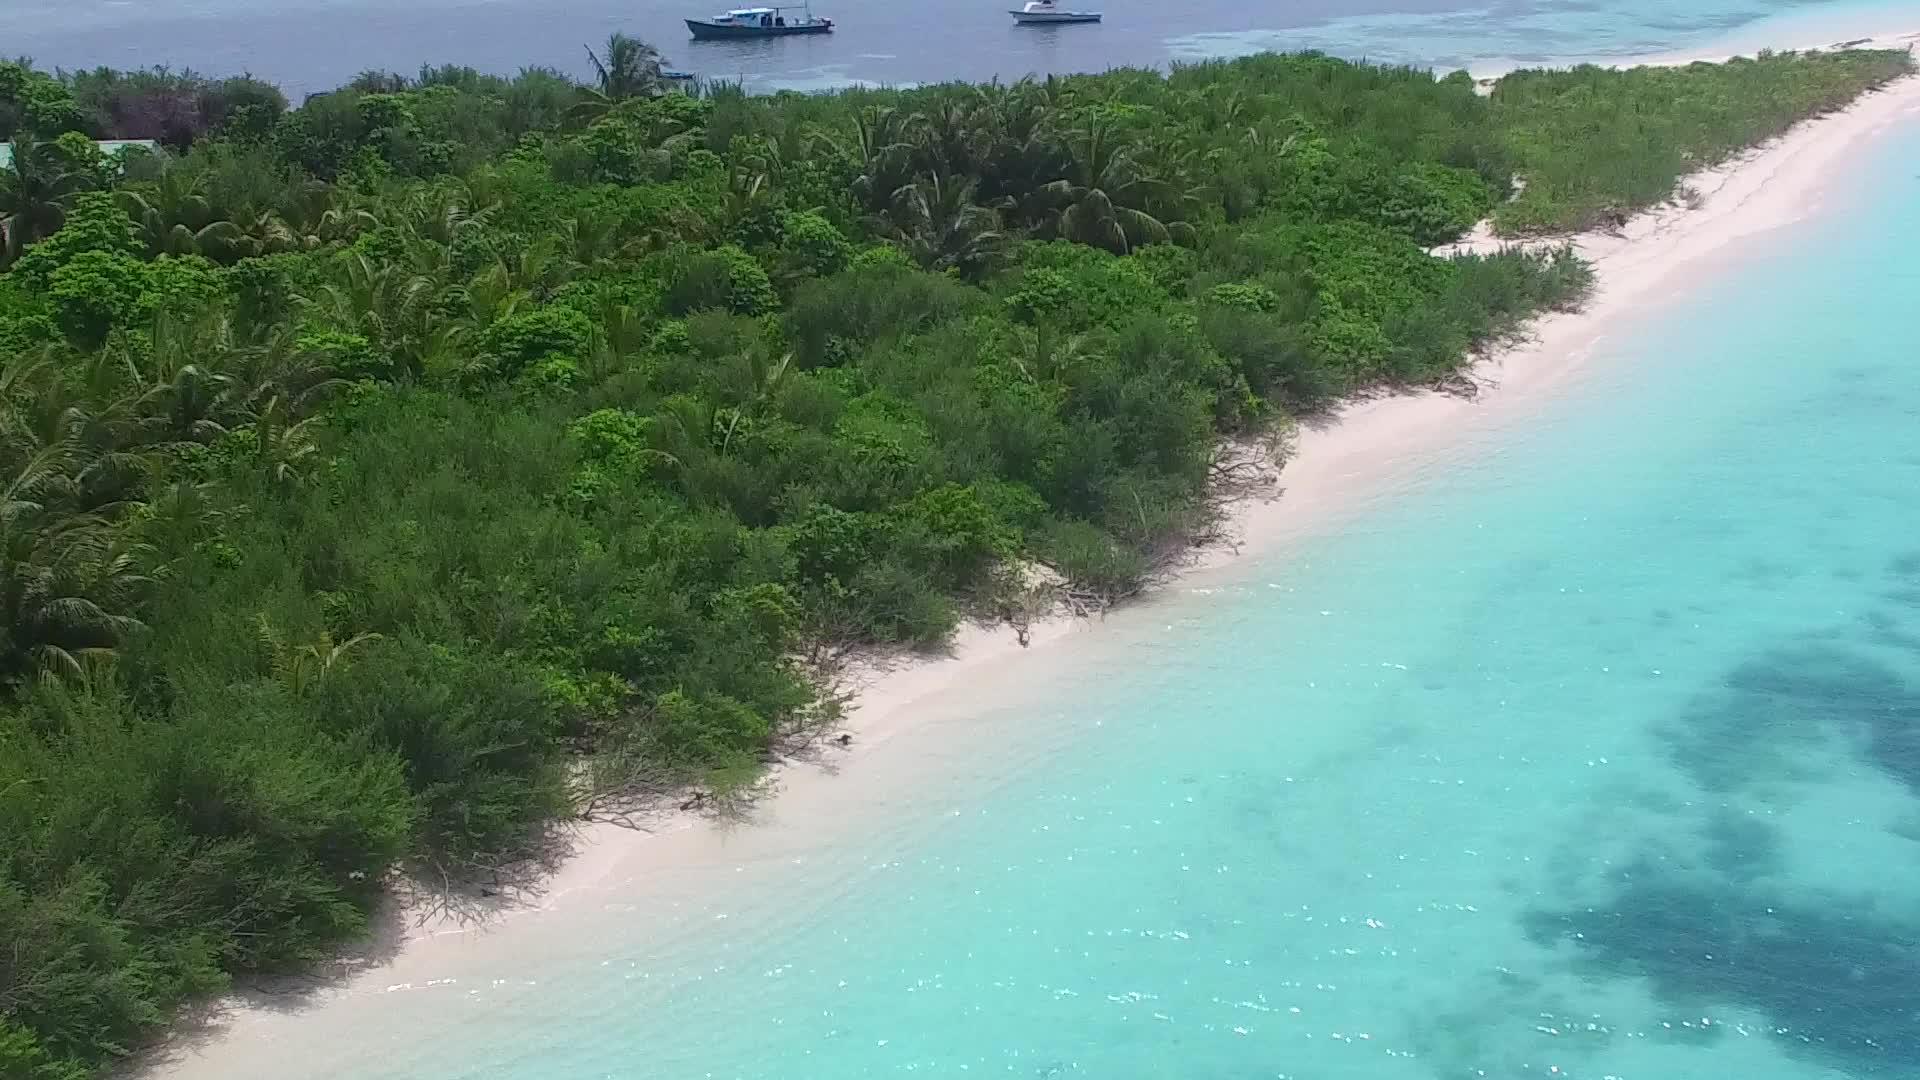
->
left=1381, top=162, right=1495, bottom=244
left=777, top=210, right=854, bottom=279
left=1205, top=281, right=1280, bottom=313
left=47, top=250, right=145, bottom=346
left=648, top=689, right=770, bottom=771
left=1493, top=49, right=1912, bottom=232
left=9, top=193, right=142, bottom=289
left=889, top=483, right=1019, bottom=589
left=664, top=244, right=778, bottom=316
left=1039, top=518, right=1147, bottom=598
left=479, top=306, right=596, bottom=378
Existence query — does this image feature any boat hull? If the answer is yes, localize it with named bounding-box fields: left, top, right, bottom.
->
left=686, top=18, right=833, bottom=38
left=1010, top=10, right=1101, bottom=22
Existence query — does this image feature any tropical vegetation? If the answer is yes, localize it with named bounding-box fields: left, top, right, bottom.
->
left=0, top=37, right=1907, bottom=1078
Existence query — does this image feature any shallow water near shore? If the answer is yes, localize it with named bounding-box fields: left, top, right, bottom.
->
left=152, top=88, right=1920, bottom=1080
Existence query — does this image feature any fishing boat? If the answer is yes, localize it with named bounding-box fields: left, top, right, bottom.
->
left=686, top=3, right=833, bottom=38
left=1010, top=0, right=1101, bottom=24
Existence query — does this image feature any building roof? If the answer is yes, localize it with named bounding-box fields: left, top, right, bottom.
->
left=0, top=138, right=162, bottom=170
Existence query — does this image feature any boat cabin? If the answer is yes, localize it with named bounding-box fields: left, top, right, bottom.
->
left=686, top=2, right=832, bottom=37
left=1009, top=0, right=1102, bottom=24
left=703, top=5, right=824, bottom=28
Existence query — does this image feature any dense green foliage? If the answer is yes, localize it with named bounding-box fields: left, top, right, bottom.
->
left=0, top=39, right=1902, bottom=1076
left=1491, top=48, right=1911, bottom=232
left=0, top=61, right=287, bottom=149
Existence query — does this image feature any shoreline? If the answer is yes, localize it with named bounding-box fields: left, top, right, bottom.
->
left=143, top=33, right=1920, bottom=1079
left=1467, top=22, right=1920, bottom=80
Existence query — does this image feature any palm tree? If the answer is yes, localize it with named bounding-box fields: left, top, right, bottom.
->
left=0, top=443, right=150, bottom=681
left=0, top=521, right=152, bottom=682
left=119, top=163, right=342, bottom=261
left=1005, top=320, right=1097, bottom=384
left=118, top=314, right=332, bottom=447
left=0, top=354, right=158, bottom=685
left=557, top=204, right=650, bottom=272
left=119, top=165, right=216, bottom=256
left=138, top=478, right=225, bottom=561
left=974, top=83, right=1066, bottom=206
left=722, top=156, right=778, bottom=242
left=1187, top=84, right=1254, bottom=135
left=587, top=302, right=652, bottom=382
left=840, top=105, right=925, bottom=215
left=303, top=251, right=468, bottom=380
left=0, top=136, right=92, bottom=263
left=913, top=90, right=987, bottom=180
left=229, top=328, right=344, bottom=418
left=7, top=358, right=147, bottom=519
left=255, top=614, right=382, bottom=696
left=220, top=205, right=298, bottom=259
left=714, top=350, right=793, bottom=455
left=249, top=395, right=319, bottom=488
left=589, top=33, right=665, bottom=99
left=141, top=361, right=238, bottom=445
left=1026, top=72, right=1075, bottom=111
left=279, top=181, right=376, bottom=252
left=388, top=179, right=498, bottom=250
left=875, top=172, right=1009, bottom=278
left=573, top=33, right=666, bottom=124
left=1030, top=120, right=1191, bottom=254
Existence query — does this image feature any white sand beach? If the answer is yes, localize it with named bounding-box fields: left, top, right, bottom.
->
left=143, top=30, right=1920, bottom=1080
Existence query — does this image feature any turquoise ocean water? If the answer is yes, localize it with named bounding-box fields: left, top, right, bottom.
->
left=191, top=59, right=1920, bottom=1080
left=1167, top=0, right=1920, bottom=73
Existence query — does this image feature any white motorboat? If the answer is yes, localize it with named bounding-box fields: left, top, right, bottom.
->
left=1010, top=0, right=1100, bottom=24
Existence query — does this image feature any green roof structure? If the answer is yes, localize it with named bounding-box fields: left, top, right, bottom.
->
left=0, top=138, right=162, bottom=170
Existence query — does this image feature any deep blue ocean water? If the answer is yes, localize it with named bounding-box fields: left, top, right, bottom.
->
left=96, top=0, right=1920, bottom=1077
left=3, top=0, right=1914, bottom=95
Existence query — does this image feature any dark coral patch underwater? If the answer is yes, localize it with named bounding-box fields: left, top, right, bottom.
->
left=1526, top=855, right=1920, bottom=1076
left=1537, top=575, right=1920, bottom=1078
